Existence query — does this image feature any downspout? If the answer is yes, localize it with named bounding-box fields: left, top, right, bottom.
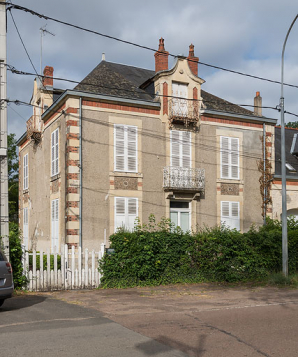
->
left=263, top=123, right=266, bottom=225
left=79, top=97, right=82, bottom=248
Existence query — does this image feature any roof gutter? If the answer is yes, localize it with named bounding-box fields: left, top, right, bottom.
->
left=200, top=109, right=277, bottom=125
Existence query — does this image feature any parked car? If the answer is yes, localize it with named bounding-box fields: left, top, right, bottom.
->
left=0, top=247, right=14, bottom=307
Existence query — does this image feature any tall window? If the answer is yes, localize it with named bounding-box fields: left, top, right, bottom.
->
left=170, top=201, right=190, bottom=232
left=172, top=82, right=188, bottom=116
left=114, top=197, right=138, bottom=232
left=114, top=125, right=137, bottom=172
left=170, top=130, right=191, bottom=168
left=221, top=201, right=240, bottom=231
left=220, top=136, right=239, bottom=179
left=23, top=154, right=28, bottom=190
left=51, top=199, right=59, bottom=251
left=23, top=207, right=28, bottom=250
left=51, top=129, right=59, bottom=176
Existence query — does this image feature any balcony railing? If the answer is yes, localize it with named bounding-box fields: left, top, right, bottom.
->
left=163, top=166, right=205, bottom=191
left=26, top=116, right=42, bottom=143
left=168, top=98, right=199, bottom=129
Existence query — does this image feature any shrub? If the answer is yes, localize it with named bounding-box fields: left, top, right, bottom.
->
left=8, top=222, right=28, bottom=289
left=28, top=253, right=61, bottom=271
left=99, top=217, right=298, bottom=288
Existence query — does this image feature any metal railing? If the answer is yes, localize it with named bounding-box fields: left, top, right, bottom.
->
left=168, top=98, right=199, bottom=128
left=163, top=166, right=205, bottom=191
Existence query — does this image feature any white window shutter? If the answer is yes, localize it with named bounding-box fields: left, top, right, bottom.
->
left=55, top=129, right=59, bottom=175
left=127, top=126, right=137, bottom=172
left=51, top=131, right=55, bottom=176
left=51, top=199, right=59, bottom=252
left=231, top=138, right=239, bottom=179
left=115, top=125, right=125, bottom=171
left=115, top=197, right=138, bottom=232
left=114, top=125, right=138, bottom=172
left=182, top=131, right=191, bottom=168
left=23, top=154, right=28, bottom=190
left=221, top=136, right=239, bottom=179
left=171, top=130, right=180, bottom=167
left=221, top=137, right=230, bottom=178
left=221, top=201, right=240, bottom=231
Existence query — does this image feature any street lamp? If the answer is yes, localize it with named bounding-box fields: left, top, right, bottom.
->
left=280, top=15, right=298, bottom=277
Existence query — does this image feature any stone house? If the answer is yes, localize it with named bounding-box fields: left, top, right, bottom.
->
left=17, top=38, right=277, bottom=252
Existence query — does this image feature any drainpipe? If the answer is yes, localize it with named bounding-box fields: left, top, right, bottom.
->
left=263, top=123, right=266, bottom=225
left=79, top=97, right=82, bottom=248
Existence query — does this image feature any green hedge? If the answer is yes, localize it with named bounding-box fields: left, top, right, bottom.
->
left=99, top=217, right=298, bottom=288
left=28, top=253, right=61, bottom=271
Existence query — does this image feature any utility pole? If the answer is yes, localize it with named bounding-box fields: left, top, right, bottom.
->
left=0, top=0, right=9, bottom=257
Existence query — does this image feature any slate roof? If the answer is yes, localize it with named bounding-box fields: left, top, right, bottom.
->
left=275, top=127, right=298, bottom=178
left=75, top=60, right=259, bottom=118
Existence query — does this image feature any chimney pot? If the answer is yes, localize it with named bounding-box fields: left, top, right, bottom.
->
left=155, top=37, right=169, bottom=72
left=43, top=66, right=54, bottom=87
left=187, top=44, right=199, bottom=76
left=254, top=91, right=262, bottom=116
left=102, top=53, right=106, bottom=61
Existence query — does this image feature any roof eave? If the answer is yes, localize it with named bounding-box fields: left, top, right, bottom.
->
left=200, top=109, right=277, bottom=124
left=41, top=89, right=160, bottom=121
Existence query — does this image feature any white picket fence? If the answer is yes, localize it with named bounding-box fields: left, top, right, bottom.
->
left=22, top=244, right=105, bottom=291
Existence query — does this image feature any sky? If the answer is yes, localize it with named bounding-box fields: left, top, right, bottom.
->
left=5, top=0, right=298, bottom=138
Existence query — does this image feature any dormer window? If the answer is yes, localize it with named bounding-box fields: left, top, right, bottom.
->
left=172, top=82, right=188, bottom=117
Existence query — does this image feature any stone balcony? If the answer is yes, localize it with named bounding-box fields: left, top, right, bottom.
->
left=163, top=166, right=205, bottom=191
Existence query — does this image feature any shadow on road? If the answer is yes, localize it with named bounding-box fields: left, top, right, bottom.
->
left=136, top=334, right=207, bottom=357
left=0, top=295, right=47, bottom=312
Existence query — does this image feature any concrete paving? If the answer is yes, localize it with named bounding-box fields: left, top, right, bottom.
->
left=2, top=284, right=298, bottom=356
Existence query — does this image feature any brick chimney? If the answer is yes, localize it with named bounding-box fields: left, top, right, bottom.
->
left=187, top=44, right=199, bottom=76
left=254, top=91, right=262, bottom=116
left=43, top=66, right=54, bottom=87
left=155, top=38, right=169, bottom=72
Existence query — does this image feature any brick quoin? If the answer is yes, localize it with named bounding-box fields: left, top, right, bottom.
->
left=66, top=146, right=78, bottom=153
left=67, top=215, right=78, bottom=222
left=67, top=133, right=79, bottom=140
left=266, top=142, right=272, bottom=147
left=163, top=82, right=168, bottom=115
left=67, top=201, right=79, bottom=208
left=67, top=243, right=78, bottom=249
left=67, top=173, right=79, bottom=180
left=67, top=229, right=79, bottom=235
left=67, top=159, right=79, bottom=167
left=66, top=120, right=78, bottom=127
left=67, top=187, right=78, bottom=194
left=66, top=107, right=78, bottom=114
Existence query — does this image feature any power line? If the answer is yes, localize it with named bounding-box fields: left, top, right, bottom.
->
left=3, top=2, right=298, bottom=90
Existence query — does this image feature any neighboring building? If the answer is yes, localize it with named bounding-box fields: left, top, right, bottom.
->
left=17, top=38, right=277, bottom=252
left=271, top=127, right=298, bottom=220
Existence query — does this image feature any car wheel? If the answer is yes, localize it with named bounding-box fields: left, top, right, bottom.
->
left=0, top=299, right=4, bottom=307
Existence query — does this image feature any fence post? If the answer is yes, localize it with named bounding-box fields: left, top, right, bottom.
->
left=71, top=245, right=75, bottom=290
left=78, top=246, right=82, bottom=289
left=84, top=248, right=88, bottom=288
left=61, top=244, right=65, bottom=290
left=33, top=250, right=37, bottom=292
left=64, top=244, right=68, bottom=290
left=54, top=246, right=58, bottom=290
left=91, top=250, right=95, bottom=288
left=40, top=250, right=44, bottom=291
left=46, top=248, right=50, bottom=291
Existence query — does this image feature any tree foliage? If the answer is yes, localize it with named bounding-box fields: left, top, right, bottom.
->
left=286, top=121, right=298, bottom=129
left=8, top=133, right=18, bottom=222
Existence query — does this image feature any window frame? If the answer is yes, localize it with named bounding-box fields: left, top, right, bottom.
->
left=51, top=128, right=59, bottom=177
left=23, top=153, right=28, bottom=190
left=220, top=136, right=239, bottom=180
left=114, top=124, right=138, bottom=173
left=170, top=200, right=191, bottom=233
left=221, top=201, right=240, bottom=231
left=170, top=130, right=191, bottom=168
left=114, top=197, right=138, bottom=232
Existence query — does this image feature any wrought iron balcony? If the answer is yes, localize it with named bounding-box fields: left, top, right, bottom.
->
left=163, top=166, right=205, bottom=191
left=168, top=98, right=199, bottom=129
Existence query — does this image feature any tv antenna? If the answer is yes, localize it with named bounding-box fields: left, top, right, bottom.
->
left=40, top=25, right=55, bottom=76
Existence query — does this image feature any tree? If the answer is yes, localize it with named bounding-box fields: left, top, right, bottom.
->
left=286, top=121, right=298, bottom=129
left=7, top=133, right=18, bottom=222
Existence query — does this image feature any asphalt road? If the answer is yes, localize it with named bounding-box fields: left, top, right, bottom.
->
left=0, top=295, right=187, bottom=357
left=1, top=285, right=298, bottom=357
